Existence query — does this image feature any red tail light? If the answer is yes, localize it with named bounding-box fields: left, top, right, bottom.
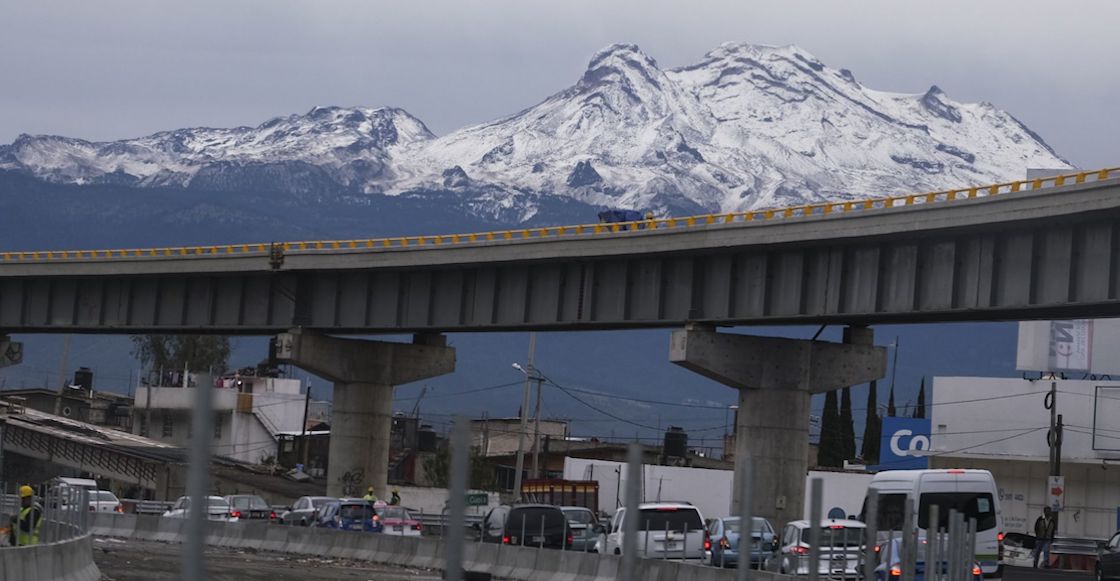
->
left=270, top=511, right=277, bottom=520
left=972, top=565, right=982, bottom=576
left=89, top=505, right=96, bottom=512
left=413, top=523, right=422, bottom=531
left=567, top=534, right=574, bottom=546
left=890, top=566, right=902, bottom=577
left=997, top=532, right=1004, bottom=542
left=231, top=510, right=242, bottom=519
left=115, top=505, right=124, bottom=514
left=502, top=536, right=511, bottom=544
left=703, top=537, right=712, bottom=551
left=791, top=546, right=809, bottom=555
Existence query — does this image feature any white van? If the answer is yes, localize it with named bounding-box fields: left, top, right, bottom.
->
left=601, top=502, right=706, bottom=560
left=863, top=469, right=1002, bottom=577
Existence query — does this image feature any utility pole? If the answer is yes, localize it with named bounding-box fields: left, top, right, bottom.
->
left=1046, top=381, right=1064, bottom=530
left=53, top=334, right=71, bottom=416
left=300, top=383, right=312, bottom=470
left=531, top=370, right=544, bottom=479
left=512, top=332, right=536, bottom=501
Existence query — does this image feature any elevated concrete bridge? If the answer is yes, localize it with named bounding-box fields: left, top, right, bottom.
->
left=3, top=168, right=1118, bottom=525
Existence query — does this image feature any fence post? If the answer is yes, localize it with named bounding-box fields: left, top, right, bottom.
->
left=619, top=444, right=642, bottom=581
left=863, top=488, right=878, bottom=581
left=807, top=477, right=822, bottom=581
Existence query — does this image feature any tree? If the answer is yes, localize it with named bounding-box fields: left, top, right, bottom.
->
left=817, top=390, right=843, bottom=468
left=913, top=378, right=927, bottom=419
left=840, top=387, right=856, bottom=462
left=861, top=380, right=882, bottom=464
left=131, top=335, right=232, bottom=376
left=422, top=444, right=496, bottom=490
left=887, top=384, right=897, bottom=417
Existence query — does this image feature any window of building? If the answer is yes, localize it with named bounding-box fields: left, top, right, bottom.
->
left=161, top=413, right=173, bottom=438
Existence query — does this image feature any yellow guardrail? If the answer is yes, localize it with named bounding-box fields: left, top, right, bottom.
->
left=1, top=167, right=1117, bottom=263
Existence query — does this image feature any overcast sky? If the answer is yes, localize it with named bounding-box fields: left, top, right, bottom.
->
left=2, top=0, right=1117, bottom=168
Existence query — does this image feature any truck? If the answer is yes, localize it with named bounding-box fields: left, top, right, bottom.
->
left=520, top=479, right=600, bottom=514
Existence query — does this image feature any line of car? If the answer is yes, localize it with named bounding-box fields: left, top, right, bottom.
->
left=161, top=494, right=424, bottom=536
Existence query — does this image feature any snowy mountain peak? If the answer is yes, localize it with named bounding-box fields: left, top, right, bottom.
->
left=1, top=42, right=1072, bottom=220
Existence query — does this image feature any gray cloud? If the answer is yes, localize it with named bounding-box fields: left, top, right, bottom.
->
left=1, top=0, right=1117, bottom=168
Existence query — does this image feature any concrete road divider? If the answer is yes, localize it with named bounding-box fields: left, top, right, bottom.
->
left=0, top=533, right=100, bottom=581
left=88, top=514, right=794, bottom=581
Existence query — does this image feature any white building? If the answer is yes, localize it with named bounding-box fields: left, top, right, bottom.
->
left=930, top=376, right=1120, bottom=539
left=133, top=375, right=308, bottom=464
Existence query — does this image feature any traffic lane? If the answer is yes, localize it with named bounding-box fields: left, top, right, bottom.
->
left=1003, top=565, right=1091, bottom=580
left=94, top=537, right=443, bottom=581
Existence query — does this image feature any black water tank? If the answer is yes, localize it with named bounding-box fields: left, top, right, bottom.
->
left=73, top=367, right=93, bottom=390
left=663, top=426, right=688, bottom=458
left=418, top=425, right=438, bottom=452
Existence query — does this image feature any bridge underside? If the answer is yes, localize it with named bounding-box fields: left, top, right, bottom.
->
left=3, top=217, right=1120, bottom=334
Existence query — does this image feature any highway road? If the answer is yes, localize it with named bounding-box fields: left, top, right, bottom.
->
left=93, top=537, right=442, bottom=581
left=1003, top=566, right=1090, bottom=580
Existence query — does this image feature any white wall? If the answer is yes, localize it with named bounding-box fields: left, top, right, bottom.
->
left=932, top=377, right=1120, bottom=462
left=932, top=377, right=1120, bottom=540
left=931, top=456, right=1120, bottom=540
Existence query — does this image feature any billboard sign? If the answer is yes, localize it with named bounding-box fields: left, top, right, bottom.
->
left=876, top=417, right=932, bottom=470
left=1016, top=319, right=1120, bottom=374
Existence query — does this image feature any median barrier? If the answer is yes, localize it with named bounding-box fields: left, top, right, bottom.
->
left=86, top=514, right=801, bottom=581
left=263, top=521, right=292, bottom=553
left=508, top=544, right=540, bottom=579
left=0, top=533, right=100, bottom=581
left=462, top=541, right=494, bottom=574
left=410, top=534, right=441, bottom=569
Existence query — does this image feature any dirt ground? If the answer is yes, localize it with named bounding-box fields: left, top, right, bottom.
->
left=93, top=537, right=444, bottom=581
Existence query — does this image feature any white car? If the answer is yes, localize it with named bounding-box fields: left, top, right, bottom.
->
left=773, top=519, right=865, bottom=579
left=600, top=502, right=706, bottom=560
left=163, top=496, right=231, bottom=521
left=88, top=490, right=123, bottom=513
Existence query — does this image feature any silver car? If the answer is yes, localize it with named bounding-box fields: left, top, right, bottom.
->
left=773, top=519, right=865, bottom=579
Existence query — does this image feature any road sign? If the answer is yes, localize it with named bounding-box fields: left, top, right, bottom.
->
left=0, top=338, right=22, bottom=369
left=466, top=493, right=489, bottom=507
left=1049, top=475, right=1065, bottom=512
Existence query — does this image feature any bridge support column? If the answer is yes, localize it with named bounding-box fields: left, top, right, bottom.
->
left=276, top=329, right=455, bottom=499
left=670, top=325, right=885, bottom=526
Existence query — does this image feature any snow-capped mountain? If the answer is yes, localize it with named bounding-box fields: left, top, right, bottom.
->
left=0, top=42, right=1070, bottom=220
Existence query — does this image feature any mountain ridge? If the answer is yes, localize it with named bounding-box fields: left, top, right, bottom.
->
left=0, top=42, right=1071, bottom=222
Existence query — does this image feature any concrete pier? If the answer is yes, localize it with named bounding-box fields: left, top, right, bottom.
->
left=276, top=329, right=455, bottom=498
left=670, top=325, right=885, bottom=525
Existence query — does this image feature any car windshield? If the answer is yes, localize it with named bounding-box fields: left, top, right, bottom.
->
left=723, top=517, right=769, bottom=535
left=802, top=526, right=863, bottom=547
left=230, top=496, right=269, bottom=510
left=378, top=507, right=411, bottom=520
left=340, top=504, right=374, bottom=520
left=918, top=492, right=997, bottom=532
left=563, top=509, right=595, bottom=525
left=869, top=493, right=908, bottom=531
left=311, top=498, right=332, bottom=508
left=94, top=491, right=118, bottom=502
left=638, top=508, right=704, bottom=533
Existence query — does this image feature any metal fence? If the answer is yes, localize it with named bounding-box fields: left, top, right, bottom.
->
left=2, top=485, right=92, bottom=547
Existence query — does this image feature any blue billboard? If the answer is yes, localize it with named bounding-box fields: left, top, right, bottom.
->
left=875, top=417, right=932, bottom=470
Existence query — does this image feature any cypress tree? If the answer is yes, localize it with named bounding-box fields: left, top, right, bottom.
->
left=887, top=384, right=897, bottom=417
left=840, top=387, right=856, bottom=462
left=913, top=378, right=927, bottom=419
left=861, top=380, right=881, bottom=464
left=818, top=390, right=842, bottom=467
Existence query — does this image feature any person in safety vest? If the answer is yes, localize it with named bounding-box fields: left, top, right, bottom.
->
left=8, top=485, right=43, bottom=546
left=362, top=486, right=377, bottom=502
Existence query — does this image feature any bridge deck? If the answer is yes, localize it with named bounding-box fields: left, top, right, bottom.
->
left=2, top=169, right=1120, bottom=333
